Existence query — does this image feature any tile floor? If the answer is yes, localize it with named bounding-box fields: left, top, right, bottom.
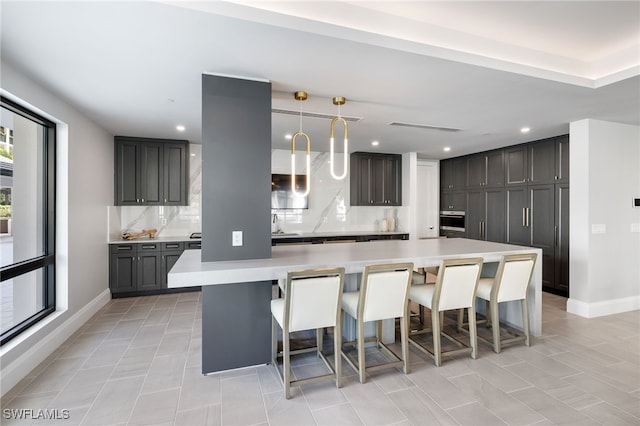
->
left=1, top=291, right=639, bottom=425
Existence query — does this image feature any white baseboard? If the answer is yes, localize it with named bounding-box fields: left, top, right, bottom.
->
left=567, top=295, right=640, bottom=318
left=0, top=289, right=111, bottom=398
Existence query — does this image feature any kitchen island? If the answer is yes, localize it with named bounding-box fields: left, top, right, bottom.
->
left=168, top=238, right=542, bottom=374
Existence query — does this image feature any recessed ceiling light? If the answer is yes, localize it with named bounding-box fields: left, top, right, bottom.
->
left=371, top=140, right=379, bottom=146
left=521, top=127, right=530, bottom=133
left=176, top=125, right=186, bottom=132
left=443, top=147, right=451, bottom=152
left=285, top=134, right=292, bottom=140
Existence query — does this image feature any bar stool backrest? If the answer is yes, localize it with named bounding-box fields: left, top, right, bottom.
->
left=360, top=263, right=413, bottom=322
left=494, top=254, right=538, bottom=303
left=285, top=269, right=345, bottom=332
left=435, top=258, right=483, bottom=311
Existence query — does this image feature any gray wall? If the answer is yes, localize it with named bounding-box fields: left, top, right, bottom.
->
left=201, top=74, right=272, bottom=262
left=1, top=61, right=113, bottom=395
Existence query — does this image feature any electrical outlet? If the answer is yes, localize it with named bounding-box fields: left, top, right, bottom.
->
left=232, top=231, right=243, bottom=246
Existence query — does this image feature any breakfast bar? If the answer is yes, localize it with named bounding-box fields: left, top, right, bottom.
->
left=168, top=238, right=542, bottom=374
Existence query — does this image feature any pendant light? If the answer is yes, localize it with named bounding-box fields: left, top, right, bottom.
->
left=329, top=96, right=348, bottom=180
left=291, top=91, right=310, bottom=197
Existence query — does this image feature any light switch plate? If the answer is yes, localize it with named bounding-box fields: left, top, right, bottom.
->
left=632, top=223, right=640, bottom=233
left=232, top=231, right=243, bottom=246
left=591, top=224, right=606, bottom=234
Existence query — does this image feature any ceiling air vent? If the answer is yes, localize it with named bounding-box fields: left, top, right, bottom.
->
left=388, top=121, right=461, bottom=132
left=272, top=108, right=362, bottom=122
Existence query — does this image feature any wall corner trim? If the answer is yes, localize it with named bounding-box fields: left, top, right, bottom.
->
left=567, top=295, right=640, bottom=318
left=0, top=289, right=111, bottom=397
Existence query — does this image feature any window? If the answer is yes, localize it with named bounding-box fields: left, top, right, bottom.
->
left=0, top=96, right=55, bottom=345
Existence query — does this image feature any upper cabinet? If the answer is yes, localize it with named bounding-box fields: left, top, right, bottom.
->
left=440, top=157, right=466, bottom=191
left=505, top=136, right=569, bottom=186
left=466, top=150, right=504, bottom=189
left=115, top=136, right=189, bottom=206
left=350, top=152, right=402, bottom=206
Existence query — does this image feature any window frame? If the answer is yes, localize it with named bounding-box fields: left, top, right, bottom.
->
left=0, top=96, right=56, bottom=345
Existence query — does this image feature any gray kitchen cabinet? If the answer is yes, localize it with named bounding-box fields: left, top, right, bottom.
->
left=115, top=136, right=188, bottom=206
left=528, top=139, right=557, bottom=184
left=110, top=243, right=161, bottom=294
left=161, top=242, right=184, bottom=287
left=442, top=134, right=569, bottom=296
left=555, top=135, right=570, bottom=183
left=505, top=145, right=529, bottom=186
left=110, top=248, right=137, bottom=294
left=164, top=142, right=189, bottom=205
left=506, top=184, right=556, bottom=289
left=440, top=157, right=466, bottom=190
left=466, top=188, right=505, bottom=242
left=530, top=184, right=556, bottom=290
left=137, top=243, right=163, bottom=292
left=110, top=240, right=199, bottom=296
left=466, top=150, right=504, bottom=189
left=506, top=186, right=529, bottom=246
left=555, top=183, right=570, bottom=293
left=440, top=191, right=466, bottom=211
left=506, top=137, right=567, bottom=186
left=350, top=152, right=402, bottom=206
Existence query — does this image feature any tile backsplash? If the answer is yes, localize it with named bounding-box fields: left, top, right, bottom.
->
left=108, top=146, right=406, bottom=240
left=270, top=150, right=407, bottom=234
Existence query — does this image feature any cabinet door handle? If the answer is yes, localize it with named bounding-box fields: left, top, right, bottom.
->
left=526, top=207, right=530, bottom=227
left=554, top=226, right=558, bottom=246
left=522, top=208, right=526, bottom=227
left=164, top=198, right=167, bottom=203
left=482, top=221, right=485, bottom=239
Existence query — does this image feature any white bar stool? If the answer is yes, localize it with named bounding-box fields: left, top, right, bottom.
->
left=271, top=267, right=345, bottom=399
left=462, top=253, right=538, bottom=353
left=409, top=258, right=483, bottom=366
left=341, top=262, right=413, bottom=383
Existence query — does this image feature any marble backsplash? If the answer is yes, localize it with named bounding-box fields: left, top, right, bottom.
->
left=270, top=149, right=407, bottom=235
left=108, top=146, right=406, bottom=240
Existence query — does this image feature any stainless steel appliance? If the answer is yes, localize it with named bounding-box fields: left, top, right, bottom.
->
left=440, top=211, right=465, bottom=233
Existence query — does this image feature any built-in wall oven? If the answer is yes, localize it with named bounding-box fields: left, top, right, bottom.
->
left=440, top=211, right=465, bottom=234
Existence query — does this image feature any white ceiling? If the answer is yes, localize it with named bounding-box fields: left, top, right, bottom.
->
left=1, top=1, right=639, bottom=159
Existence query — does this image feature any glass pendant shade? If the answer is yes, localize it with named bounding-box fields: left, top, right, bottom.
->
left=290, top=91, right=310, bottom=197
left=330, top=96, right=348, bottom=180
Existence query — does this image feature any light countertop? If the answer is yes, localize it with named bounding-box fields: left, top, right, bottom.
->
left=168, top=238, right=538, bottom=287
left=108, top=236, right=201, bottom=244
left=271, top=231, right=408, bottom=239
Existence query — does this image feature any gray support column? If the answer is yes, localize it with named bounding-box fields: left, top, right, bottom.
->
left=200, top=74, right=273, bottom=373
left=201, top=74, right=272, bottom=262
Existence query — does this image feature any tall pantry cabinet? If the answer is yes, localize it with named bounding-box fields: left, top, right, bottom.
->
left=440, top=135, right=569, bottom=296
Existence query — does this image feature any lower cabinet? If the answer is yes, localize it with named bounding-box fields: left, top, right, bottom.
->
left=466, top=189, right=505, bottom=243
left=506, top=184, right=566, bottom=294
left=110, top=241, right=198, bottom=296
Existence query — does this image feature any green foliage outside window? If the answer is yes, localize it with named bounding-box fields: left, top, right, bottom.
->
left=0, top=145, right=13, bottom=160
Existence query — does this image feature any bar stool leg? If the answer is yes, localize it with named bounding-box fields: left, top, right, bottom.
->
left=490, top=300, right=501, bottom=353
left=432, top=309, right=442, bottom=367
left=334, top=320, right=342, bottom=388
left=522, top=298, right=531, bottom=347
left=401, top=312, right=410, bottom=374
left=317, top=328, right=323, bottom=357
left=283, top=328, right=291, bottom=399
left=468, top=306, right=478, bottom=359
left=357, top=315, right=366, bottom=383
